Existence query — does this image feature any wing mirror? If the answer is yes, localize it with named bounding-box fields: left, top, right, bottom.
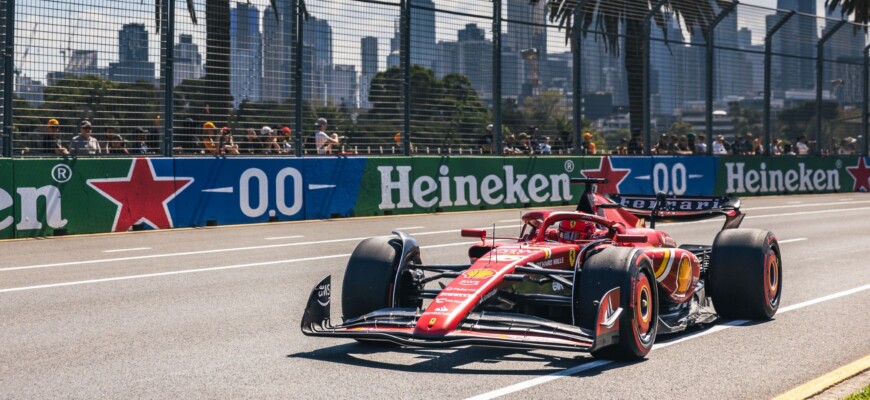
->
left=461, top=229, right=487, bottom=242
left=614, top=234, right=648, bottom=243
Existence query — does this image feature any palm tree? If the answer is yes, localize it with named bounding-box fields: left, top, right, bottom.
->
left=543, top=0, right=729, bottom=136
left=826, top=0, right=870, bottom=23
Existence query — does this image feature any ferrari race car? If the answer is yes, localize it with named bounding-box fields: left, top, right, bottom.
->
left=300, top=178, right=782, bottom=360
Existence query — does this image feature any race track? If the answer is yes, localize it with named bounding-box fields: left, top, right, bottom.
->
left=1, top=192, right=868, bottom=399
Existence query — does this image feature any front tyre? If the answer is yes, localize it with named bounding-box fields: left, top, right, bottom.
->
left=576, top=247, right=658, bottom=360
left=708, top=229, right=782, bottom=320
left=341, top=236, right=401, bottom=320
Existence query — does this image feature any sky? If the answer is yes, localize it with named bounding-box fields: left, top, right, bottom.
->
left=12, top=0, right=858, bottom=85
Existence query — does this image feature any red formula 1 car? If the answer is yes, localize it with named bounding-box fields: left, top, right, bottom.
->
left=300, top=178, right=782, bottom=359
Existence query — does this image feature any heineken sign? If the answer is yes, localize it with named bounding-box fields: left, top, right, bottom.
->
left=716, top=157, right=864, bottom=195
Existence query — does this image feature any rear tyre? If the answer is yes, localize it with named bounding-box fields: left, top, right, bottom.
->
left=576, top=247, right=658, bottom=361
left=708, top=229, right=781, bottom=320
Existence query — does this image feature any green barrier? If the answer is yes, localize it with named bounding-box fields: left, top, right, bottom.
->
left=11, top=158, right=132, bottom=237
left=355, top=156, right=591, bottom=216
left=715, top=156, right=864, bottom=196
left=0, top=159, right=12, bottom=239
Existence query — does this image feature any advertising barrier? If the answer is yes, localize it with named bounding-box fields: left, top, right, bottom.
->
left=0, top=155, right=865, bottom=238
left=0, top=159, right=12, bottom=239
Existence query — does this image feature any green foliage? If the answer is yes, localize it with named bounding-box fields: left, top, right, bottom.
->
left=843, top=383, right=870, bottom=400
left=357, top=65, right=490, bottom=146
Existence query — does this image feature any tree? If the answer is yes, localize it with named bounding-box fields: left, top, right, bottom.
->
left=544, top=0, right=730, bottom=135
left=825, top=0, right=870, bottom=23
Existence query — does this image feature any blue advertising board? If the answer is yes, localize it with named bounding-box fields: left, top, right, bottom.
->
left=172, top=158, right=366, bottom=227
left=582, top=156, right=718, bottom=196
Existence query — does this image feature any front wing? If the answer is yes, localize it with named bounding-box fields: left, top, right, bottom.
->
left=300, top=276, right=622, bottom=353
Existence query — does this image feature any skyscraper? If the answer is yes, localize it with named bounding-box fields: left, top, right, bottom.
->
left=769, top=0, right=817, bottom=95
left=261, top=1, right=293, bottom=102
left=109, top=24, right=155, bottom=84
left=303, top=17, right=333, bottom=104
left=825, top=4, right=865, bottom=104
left=410, top=0, right=437, bottom=70
left=360, top=36, right=378, bottom=109
left=505, top=0, right=547, bottom=99
left=231, top=3, right=262, bottom=106
left=458, top=24, right=492, bottom=102
left=174, top=34, right=203, bottom=85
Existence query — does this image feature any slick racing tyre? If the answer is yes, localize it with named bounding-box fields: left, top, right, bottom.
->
left=341, top=236, right=402, bottom=320
left=576, top=247, right=658, bottom=361
left=708, top=229, right=781, bottom=320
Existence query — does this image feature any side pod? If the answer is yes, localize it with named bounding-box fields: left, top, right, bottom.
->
left=301, top=276, right=332, bottom=334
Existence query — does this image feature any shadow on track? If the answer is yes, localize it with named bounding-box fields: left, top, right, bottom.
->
left=288, top=342, right=636, bottom=376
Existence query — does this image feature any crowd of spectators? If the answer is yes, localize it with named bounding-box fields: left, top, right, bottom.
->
left=16, top=118, right=865, bottom=157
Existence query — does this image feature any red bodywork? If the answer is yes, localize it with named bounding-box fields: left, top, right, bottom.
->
left=301, top=188, right=716, bottom=352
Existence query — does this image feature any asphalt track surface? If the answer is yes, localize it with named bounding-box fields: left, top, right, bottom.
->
left=1, top=193, right=868, bottom=399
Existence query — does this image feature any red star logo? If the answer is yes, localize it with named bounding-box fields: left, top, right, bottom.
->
left=846, top=157, right=870, bottom=192
left=580, top=157, right=630, bottom=194
left=87, top=159, right=194, bottom=232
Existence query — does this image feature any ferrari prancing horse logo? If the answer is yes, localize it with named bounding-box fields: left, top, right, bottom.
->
left=464, top=269, right=496, bottom=279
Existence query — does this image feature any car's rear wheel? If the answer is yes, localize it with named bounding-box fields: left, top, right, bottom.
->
left=708, top=229, right=781, bottom=320
left=576, top=247, right=658, bottom=360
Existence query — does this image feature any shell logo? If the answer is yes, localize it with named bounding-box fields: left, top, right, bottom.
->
left=464, top=269, right=496, bottom=279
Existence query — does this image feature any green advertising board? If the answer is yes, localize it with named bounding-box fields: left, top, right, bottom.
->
left=715, top=156, right=866, bottom=196
left=11, top=158, right=135, bottom=237
left=0, top=159, right=12, bottom=239
left=354, top=156, right=594, bottom=216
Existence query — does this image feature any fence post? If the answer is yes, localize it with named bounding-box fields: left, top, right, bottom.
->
left=642, top=0, right=666, bottom=156
left=163, top=0, right=175, bottom=156
left=763, top=11, right=795, bottom=156
left=864, top=43, right=870, bottom=157
left=492, top=0, right=502, bottom=156
left=705, top=1, right=737, bottom=156
left=401, top=0, right=411, bottom=156
left=2, top=0, right=14, bottom=157
left=815, top=20, right=846, bottom=157
left=572, top=0, right=590, bottom=156
left=293, top=0, right=305, bottom=157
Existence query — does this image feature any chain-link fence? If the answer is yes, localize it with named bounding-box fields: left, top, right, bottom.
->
left=0, top=0, right=867, bottom=157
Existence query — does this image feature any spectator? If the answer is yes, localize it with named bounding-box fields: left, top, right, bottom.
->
left=503, top=133, right=520, bottom=154
left=69, top=120, right=101, bottom=156
left=261, top=126, right=281, bottom=154
left=243, top=128, right=259, bottom=154
left=218, top=126, right=240, bottom=155
left=280, top=126, right=293, bottom=154
left=712, top=135, right=729, bottom=155
left=614, top=138, right=629, bottom=155
left=479, top=124, right=495, bottom=153
left=732, top=134, right=748, bottom=155
left=838, top=137, right=857, bottom=155
left=515, top=132, right=534, bottom=155
left=694, top=134, right=707, bottom=155
left=751, top=138, right=763, bottom=155
left=135, top=127, right=150, bottom=154
left=558, top=130, right=573, bottom=152
left=795, top=135, right=810, bottom=155
left=783, top=143, right=796, bottom=156
left=538, top=136, right=552, bottom=154
left=313, top=118, right=340, bottom=155
left=23, top=118, right=69, bottom=155
left=674, top=135, right=692, bottom=155
left=105, top=133, right=130, bottom=155
left=770, top=138, right=783, bottom=156
left=652, top=134, right=669, bottom=155
left=741, top=133, right=757, bottom=155
left=201, top=121, right=218, bottom=154
left=581, top=132, right=596, bottom=155
left=627, top=128, right=644, bottom=155
left=528, top=126, right=540, bottom=150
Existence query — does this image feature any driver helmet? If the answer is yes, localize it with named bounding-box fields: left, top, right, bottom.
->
left=558, top=220, right=595, bottom=242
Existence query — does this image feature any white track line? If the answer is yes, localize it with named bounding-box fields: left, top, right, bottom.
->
left=465, top=284, right=870, bottom=400
left=778, top=238, right=807, bottom=244
left=101, top=247, right=151, bottom=253
left=744, top=200, right=870, bottom=211
left=0, top=241, right=477, bottom=294
left=264, top=235, right=305, bottom=240
left=0, top=225, right=522, bottom=273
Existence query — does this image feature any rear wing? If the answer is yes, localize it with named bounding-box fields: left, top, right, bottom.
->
left=606, top=194, right=744, bottom=230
